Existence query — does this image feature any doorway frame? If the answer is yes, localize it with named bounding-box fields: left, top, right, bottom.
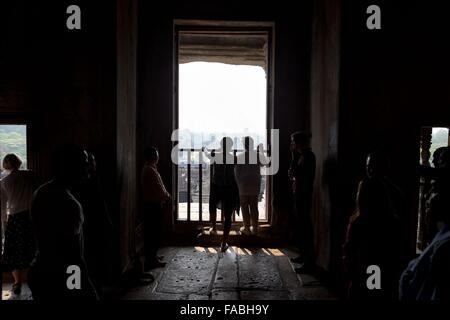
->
left=172, top=19, right=275, bottom=227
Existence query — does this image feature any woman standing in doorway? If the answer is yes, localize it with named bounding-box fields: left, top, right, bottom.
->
left=1, top=153, right=37, bottom=295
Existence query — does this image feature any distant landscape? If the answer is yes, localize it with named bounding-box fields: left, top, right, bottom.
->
left=0, top=125, right=27, bottom=169
left=430, top=128, right=449, bottom=160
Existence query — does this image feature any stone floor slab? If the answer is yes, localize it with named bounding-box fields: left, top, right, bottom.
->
left=213, top=249, right=238, bottom=289
left=211, top=290, right=240, bottom=300
left=240, top=290, right=291, bottom=300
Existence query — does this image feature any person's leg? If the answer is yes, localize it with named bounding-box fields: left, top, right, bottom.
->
left=143, top=203, right=153, bottom=264
left=221, top=189, right=233, bottom=251
left=146, top=203, right=165, bottom=269
left=209, top=184, right=218, bottom=233
left=298, top=213, right=315, bottom=266
left=249, top=195, right=259, bottom=234
left=221, top=209, right=232, bottom=251
left=12, top=269, right=22, bottom=294
left=294, top=198, right=315, bottom=272
left=239, top=195, right=251, bottom=234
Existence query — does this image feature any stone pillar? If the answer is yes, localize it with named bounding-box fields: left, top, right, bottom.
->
left=117, top=0, right=138, bottom=273
left=310, top=0, right=341, bottom=271
left=417, top=127, right=432, bottom=251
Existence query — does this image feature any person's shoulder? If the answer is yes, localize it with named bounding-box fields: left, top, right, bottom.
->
left=142, top=164, right=157, bottom=174
left=308, top=149, right=316, bottom=159
left=20, top=169, right=37, bottom=180
left=34, top=180, right=63, bottom=196
left=348, top=214, right=366, bottom=232
left=0, top=173, right=9, bottom=184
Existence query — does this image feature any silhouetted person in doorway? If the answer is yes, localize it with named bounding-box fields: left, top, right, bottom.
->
left=28, top=144, right=97, bottom=300
left=206, top=137, right=239, bottom=252
left=235, top=137, right=265, bottom=236
left=73, top=152, right=113, bottom=299
left=288, top=131, right=316, bottom=273
left=141, top=147, right=170, bottom=271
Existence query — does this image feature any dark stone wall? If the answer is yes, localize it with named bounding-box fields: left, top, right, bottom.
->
left=1, top=0, right=116, bottom=201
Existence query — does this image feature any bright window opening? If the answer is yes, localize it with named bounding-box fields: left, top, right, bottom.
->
left=0, top=124, right=28, bottom=177
left=175, top=26, right=272, bottom=223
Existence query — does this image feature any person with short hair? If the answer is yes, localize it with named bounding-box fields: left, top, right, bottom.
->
left=234, top=137, right=265, bottom=236
left=288, top=131, right=316, bottom=273
left=343, top=178, right=404, bottom=300
left=28, top=144, right=97, bottom=300
left=400, top=192, right=450, bottom=301
left=206, top=137, right=239, bottom=252
left=141, top=146, right=170, bottom=271
left=1, top=153, right=37, bottom=295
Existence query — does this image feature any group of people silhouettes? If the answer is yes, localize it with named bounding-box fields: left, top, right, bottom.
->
left=342, top=147, right=450, bottom=300
left=1, top=134, right=450, bottom=301
left=143, top=136, right=267, bottom=255
left=1, top=145, right=112, bottom=300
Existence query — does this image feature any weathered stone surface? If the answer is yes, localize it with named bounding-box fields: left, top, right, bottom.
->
left=213, top=250, right=238, bottom=289
left=277, top=256, right=301, bottom=292
left=149, top=293, right=188, bottom=300
left=241, top=290, right=291, bottom=300
left=1, top=283, right=33, bottom=301
left=211, top=290, right=240, bottom=300
left=298, top=274, right=322, bottom=287
left=238, top=255, right=283, bottom=290
left=187, top=294, right=210, bottom=300
left=157, top=270, right=212, bottom=294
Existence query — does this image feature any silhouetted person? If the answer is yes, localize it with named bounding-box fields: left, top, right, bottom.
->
left=400, top=192, right=450, bottom=301
left=288, top=131, right=316, bottom=273
left=343, top=179, right=403, bottom=300
left=206, top=137, right=239, bottom=252
left=28, top=144, right=97, bottom=300
left=141, top=147, right=170, bottom=271
left=1, top=154, right=37, bottom=295
left=432, top=147, right=445, bottom=168
left=419, top=147, right=450, bottom=245
left=73, top=152, right=113, bottom=298
left=366, top=151, right=406, bottom=220
left=234, top=137, right=265, bottom=235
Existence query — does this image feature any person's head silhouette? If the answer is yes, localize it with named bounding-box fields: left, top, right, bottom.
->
left=366, top=151, right=389, bottom=179
left=2, top=153, right=22, bottom=171
left=220, top=137, right=233, bottom=153
left=290, top=131, right=311, bottom=152
left=438, top=147, right=450, bottom=169
left=54, top=144, right=88, bottom=187
left=432, top=147, right=446, bottom=168
left=144, top=146, right=159, bottom=164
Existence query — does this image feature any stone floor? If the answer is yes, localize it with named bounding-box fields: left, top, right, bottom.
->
left=122, top=246, right=337, bottom=300
left=1, top=246, right=337, bottom=301
left=2, top=280, right=33, bottom=300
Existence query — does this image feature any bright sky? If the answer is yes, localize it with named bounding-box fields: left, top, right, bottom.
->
left=179, top=62, right=267, bottom=135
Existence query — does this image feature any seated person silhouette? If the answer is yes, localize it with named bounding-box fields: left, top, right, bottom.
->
left=400, top=192, right=450, bottom=301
